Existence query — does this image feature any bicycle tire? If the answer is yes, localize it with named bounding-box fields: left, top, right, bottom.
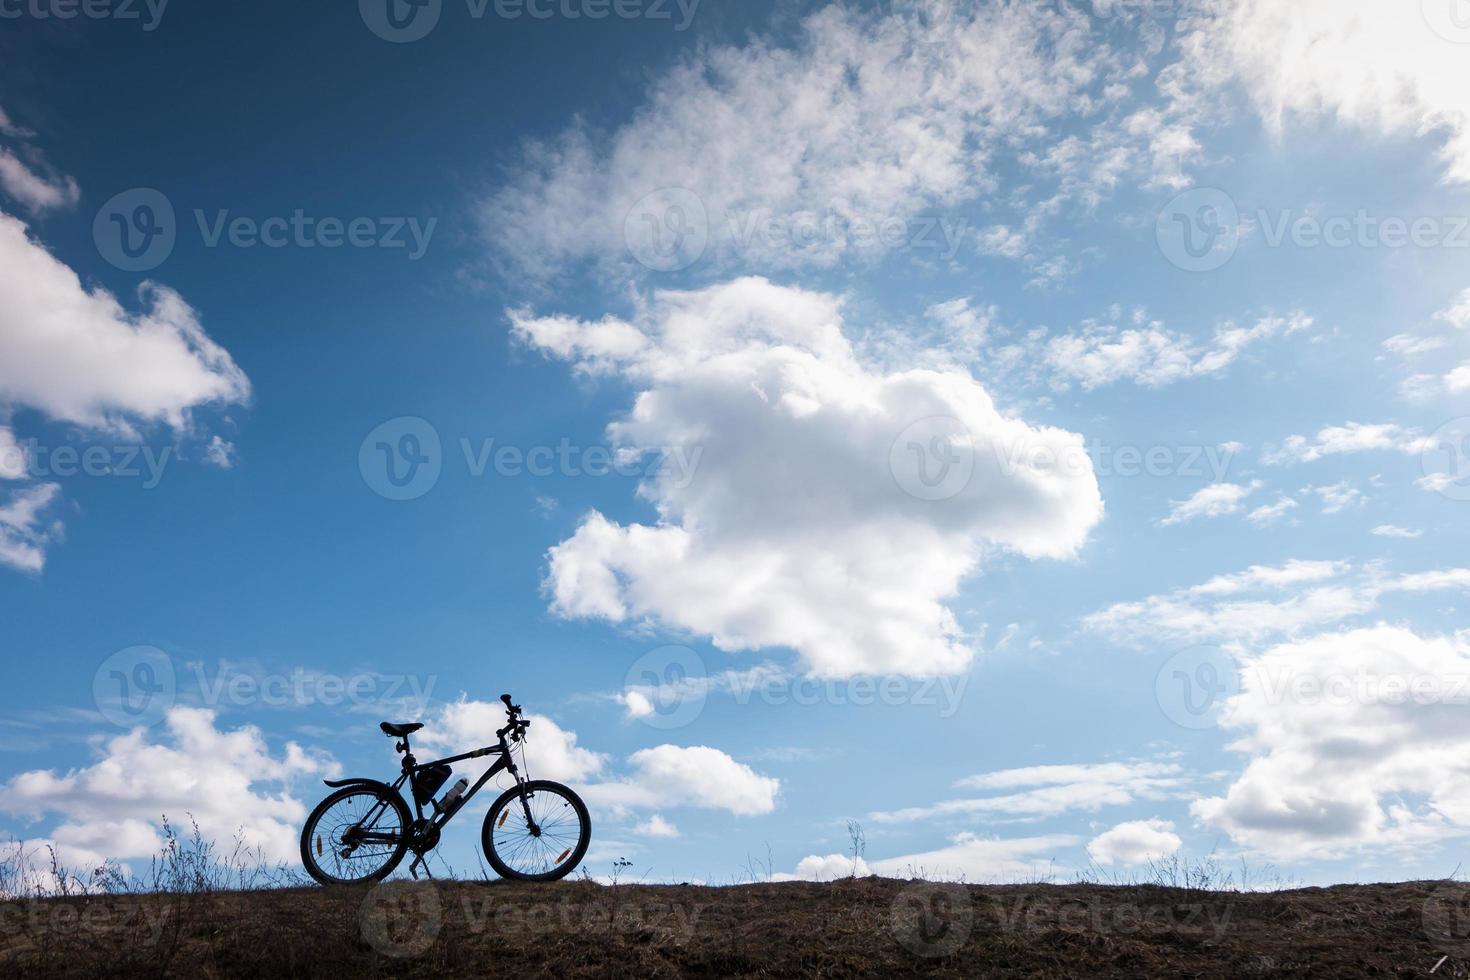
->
left=300, top=785, right=411, bottom=885
left=481, top=780, right=591, bottom=882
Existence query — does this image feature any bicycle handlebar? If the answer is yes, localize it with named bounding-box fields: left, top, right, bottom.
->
left=496, top=693, right=530, bottom=740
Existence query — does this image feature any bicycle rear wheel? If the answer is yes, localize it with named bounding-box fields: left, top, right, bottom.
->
left=481, top=780, right=590, bottom=882
left=300, top=785, right=410, bottom=885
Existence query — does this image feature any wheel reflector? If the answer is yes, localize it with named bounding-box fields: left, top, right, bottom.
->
left=556, top=848, right=571, bottom=863
left=315, top=835, right=323, bottom=857
left=498, top=810, right=509, bottom=828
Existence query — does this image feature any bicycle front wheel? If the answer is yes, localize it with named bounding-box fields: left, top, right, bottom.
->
left=300, top=785, right=410, bottom=885
left=481, top=780, right=590, bottom=882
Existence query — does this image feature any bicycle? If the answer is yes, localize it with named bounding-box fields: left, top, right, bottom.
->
left=299, top=694, right=591, bottom=884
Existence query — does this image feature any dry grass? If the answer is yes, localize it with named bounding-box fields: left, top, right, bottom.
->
left=4, top=825, right=1468, bottom=977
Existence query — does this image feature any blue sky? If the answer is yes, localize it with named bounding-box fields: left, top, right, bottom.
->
left=1, top=0, right=1469, bottom=888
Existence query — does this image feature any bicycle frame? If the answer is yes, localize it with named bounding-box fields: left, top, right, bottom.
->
left=338, top=730, right=538, bottom=876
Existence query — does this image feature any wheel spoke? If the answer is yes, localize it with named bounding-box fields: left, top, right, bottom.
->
left=306, top=790, right=404, bottom=883
left=489, top=786, right=586, bottom=878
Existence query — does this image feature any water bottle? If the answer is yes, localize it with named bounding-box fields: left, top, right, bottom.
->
left=435, top=777, right=469, bottom=814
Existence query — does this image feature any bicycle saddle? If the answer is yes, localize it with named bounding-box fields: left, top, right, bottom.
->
left=379, top=721, right=424, bottom=737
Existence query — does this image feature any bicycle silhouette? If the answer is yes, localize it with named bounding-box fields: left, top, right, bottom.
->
left=300, top=694, right=590, bottom=883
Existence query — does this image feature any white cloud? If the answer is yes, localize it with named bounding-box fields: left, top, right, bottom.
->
left=479, top=2, right=1186, bottom=280
left=1246, top=495, right=1297, bottom=527
left=1311, top=480, right=1365, bottom=515
left=774, top=852, right=871, bottom=882
left=1194, top=626, right=1470, bottom=859
left=420, top=698, right=777, bottom=819
left=867, top=832, right=1079, bottom=882
left=0, top=210, right=249, bottom=572
left=0, top=147, right=79, bottom=214
left=203, top=435, right=238, bottom=470
left=868, top=761, right=1186, bottom=824
left=418, top=697, right=607, bottom=784
left=0, top=104, right=35, bottom=139
left=1372, top=525, right=1423, bottom=539
left=1086, top=559, right=1470, bottom=647
left=0, top=213, right=250, bottom=434
left=1086, top=818, right=1181, bottom=867
left=519, top=278, right=1102, bottom=678
left=1382, top=334, right=1448, bottom=357
left=0, top=707, right=334, bottom=865
left=1438, top=288, right=1470, bottom=330
left=1188, top=0, right=1470, bottom=183
left=0, top=426, right=26, bottom=480
left=1190, top=560, right=1350, bottom=596
left=1159, top=480, right=1260, bottom=526
left=0, top=482, right=62, bottom=573
left=1044, top=313, right=1310, bottom=390
left=581, top=745, right=780, bottom=817
left=633, top=814, right=679, bottom=838
left=1263, top=422, right=1435, bottom=465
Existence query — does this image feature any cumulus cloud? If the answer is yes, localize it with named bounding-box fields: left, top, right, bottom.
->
left=1159, top=480, right=1261, bottom=526
left=0, top=707, right=335, bottom=865
left=1194, top=626, right=1470, bottom=858
left=774, top=852, right=871, bottom=882
left=868, top=761, right=1186, bottom=824
left=1086, top=818, right=1182, bottom=867
left=517, top=278, right=1102, bottom=678
left=633, top=814, right=679, bottom=839
left=1186, top=0, right=1470, bottom=183
left=0, top=213, right=250, bottom=433
left=420, top=698, right=778, bottom=818
left=1372, top=525, right=1423, bottom=540
left=418, top=697, right=607, bottom=784
left=867, top=832, right=1079, bottom=882
left=0, top=210, right=249, bottom=571
left=582, top=745, right=780, bottom=818
left=480, top=2, right=1192, bottom=281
